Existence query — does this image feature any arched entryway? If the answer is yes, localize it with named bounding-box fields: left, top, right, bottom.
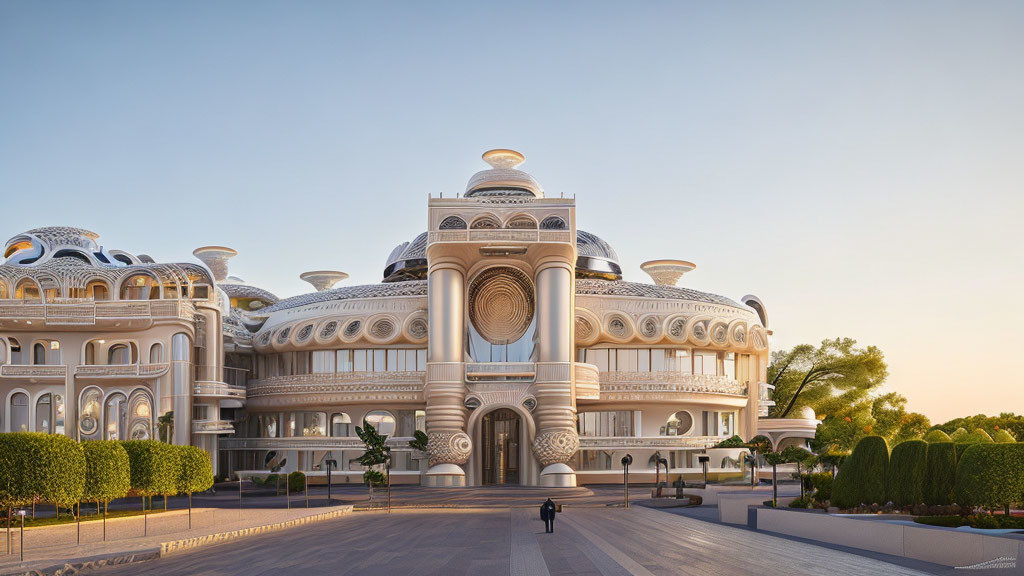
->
left=481, top=408, right=521, bottom=485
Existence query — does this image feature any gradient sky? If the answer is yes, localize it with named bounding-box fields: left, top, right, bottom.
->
left=2, top=1, right=1022, bottom=423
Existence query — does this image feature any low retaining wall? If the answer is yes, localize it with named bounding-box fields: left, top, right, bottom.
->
left=755, top=507, right=1024, bottom=568
left=718, top=494, right=795, bottom=525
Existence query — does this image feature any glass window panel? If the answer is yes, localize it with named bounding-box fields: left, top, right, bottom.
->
left=353, top=350, right=367, bottom=371
left=396, top=351, right=406, bottom=371
left=616, top=349, right=637, bottom=372
left=589, top=349, right=608, bottom=372
left=387, top=349, right=398, bottom=371
left=724, top=353, right=736, bottom=379
left=373, top=350, right=386, bottom=372
left=337, top=350, right=353, bottom=372
left=638, top=349, right=650, bottom=372
left=416, top=349, right=426, bottom=370
left=312, top=350, right=335, bottom=374
left=650, top=349, right=665, bottom=371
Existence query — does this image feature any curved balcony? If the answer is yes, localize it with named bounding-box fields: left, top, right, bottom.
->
left=592, top=371, right=748, bottom=405
left=194, top=382, right=246, bottom=401
left=192, top=419, right=236, bottom=434
left=574, top=362, right=600, bottom=400
left=74, top=362, right=170, bottom=381
left=578, top=435, right=722, bottom=450
left=465, top=362, right=535, bottom=382
left=0, top=299, right=195, bottom=329
left=427, top=229, right=573, bottom=245
left=220, top=436, right=415, bottom=450
left=246, top=371, right=426, bottom=409
left=0, top=364, right=68, bottom=380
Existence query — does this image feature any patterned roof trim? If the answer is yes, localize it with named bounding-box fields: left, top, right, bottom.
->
left=574, top=278, right=744, bottom=308
left=0, top=256, right=214, bottom=290
left=257, top=280, right=428, bottom=313
left=576, top=230, right=620, bottom=262
left=223, top=308, right=255, bottom=341
left=220, top=283, right=279, bottom=304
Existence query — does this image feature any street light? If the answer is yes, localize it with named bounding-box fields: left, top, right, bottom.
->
left=620, top=454, right=633, bottom=508
left=698, top=455, right=710, bottom=487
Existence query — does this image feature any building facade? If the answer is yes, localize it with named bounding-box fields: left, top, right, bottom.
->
left=0, top=150, right=776, bottom=486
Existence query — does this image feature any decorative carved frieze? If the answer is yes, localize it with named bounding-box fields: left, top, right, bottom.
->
left=598, top=372, right=746, bottom=397
left=533, top=428, right=580, bottom=466
left=578, top=435, right=721, bottom=450
left=427, top=431, right=472, bottom=466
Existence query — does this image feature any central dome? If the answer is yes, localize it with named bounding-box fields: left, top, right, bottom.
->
left=464, top=149, right=544, bottom=198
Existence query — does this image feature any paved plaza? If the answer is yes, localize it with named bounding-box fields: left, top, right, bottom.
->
left=92, top=504, right=955, bottom=576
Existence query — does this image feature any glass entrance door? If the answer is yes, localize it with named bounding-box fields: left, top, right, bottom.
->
left=481, top=409, right=520, bottom=484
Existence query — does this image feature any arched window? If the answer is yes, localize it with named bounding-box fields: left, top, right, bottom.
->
left=662, top=411, right=694, bottom=436
left=470, top=216, right=501, bottom=229
left=363, top=410, right=396, bottom=437
left=162, top=280, right=180, bottom=299
left=104, top=392, right=128, bottom=440
left=331, top=413, right=352, bottom=437
left=7, top=337, right=22, bottom=365
left=14, top=279, right=40, bottom=301
left=9, top=392, right=29, bottom=432
left=415, top=409, right=426, bottom=433
left=127, top=390, right=152, bottom=440
left=33, top=343, right=46, bottom=365
left=36, top=393, right=52, bottom=433
left=149, top=343, right=164, bottom=364
left=439, top=216, right=467, bottom=230
left=79, top=388, right=102, bottom=440
left=540, top=216, right=567, bottom=230
left=108, top=344, right=131, bottom=365
left=0, top=281, right=8, bottom=299
left=119, top=274, right=159, bottom=300
left=506, top=215, right=537, bottom=229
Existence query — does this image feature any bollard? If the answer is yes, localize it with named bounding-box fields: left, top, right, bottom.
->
left=305, top=475, right=309, bottom=509
left=620, top=454, right=633, bottom=508
left=17, top=510, right=26, bottom=563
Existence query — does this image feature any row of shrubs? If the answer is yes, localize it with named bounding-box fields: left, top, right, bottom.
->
left=251, top=471, right=306, bottom=492
left=831, top=435, right=1024, bottom=511
left=0, top=433, right=213, bottom=510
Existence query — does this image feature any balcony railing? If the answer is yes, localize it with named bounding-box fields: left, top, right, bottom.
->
left=0, top=299, right=195, bottom=325
left=246, top=371, right=426, bottom=407
left=192, top=419, right=236, bottom=434
left=464, top=362, right=536, bottom=382
left=74, top=362, right=170, bottom=379
left=574, top=362, right=600, bottom=400
left=578, top=435, right=723, bottom=450
left=194, top=365, right=249, bottom=387
left=598, top=372, right=747, bottom=399
left=0, top=364, right=68, bottom=379
left=220, top=436, right=415, bottom=450
left=193, top=382, right=247, bottom=400
left=427, top=230, right=573, bottom=244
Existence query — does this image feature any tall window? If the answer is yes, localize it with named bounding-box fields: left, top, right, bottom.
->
left=128, top=390, right=153, bottom=439
left=149, top=343, right=163, bottom=364
left=108, top=344, right=131, bottom=365
left=9, top=392, right=29, bottom=432
left=79, top=388, right=102, bottom=440
left=662, top=411, right=693, bottom=436
left=14, top=279, right=40, bottom=301
left=105, top=392, right=127, bottom=440
left=578, top=411, right=634, bottom=437
left=364, top=411, right=396, bottom=437
left=120, top=274, right=159, bottom=300
left=35, top=393, right=52, bottom=433
left=331, top=413, right=351, bottom=437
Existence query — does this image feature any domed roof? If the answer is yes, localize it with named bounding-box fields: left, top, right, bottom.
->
left=382, top=232, right=428, bottom=282
left=798, top=406, right=818, bottom=420
left=575, top=230, right=622, bottom=280
left=464, top=149, right=543, bottom=198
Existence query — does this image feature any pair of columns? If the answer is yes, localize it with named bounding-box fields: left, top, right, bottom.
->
left=423, top=261, right=578, bottom=487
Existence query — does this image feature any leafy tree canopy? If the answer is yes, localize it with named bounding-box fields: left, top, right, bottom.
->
left=769, top=338, right=887, bottom=419
left=933, top=413, right=1024, bottom=442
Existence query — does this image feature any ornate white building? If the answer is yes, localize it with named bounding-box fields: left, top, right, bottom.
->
left=0, top=150, right=775, bottom=486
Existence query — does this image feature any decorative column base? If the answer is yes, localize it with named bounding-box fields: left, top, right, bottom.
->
left=539, top=463, right=577, bottom=487
left=423, top=463, right=467, bottom=487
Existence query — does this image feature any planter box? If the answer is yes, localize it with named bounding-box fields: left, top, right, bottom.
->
left=755, top=507, right=1024, bottom=568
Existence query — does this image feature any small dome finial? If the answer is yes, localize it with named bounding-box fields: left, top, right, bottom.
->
left=193, top=246, right=238, bottom=282
left=641, top=260, right=696, bottom=286
left=482, top=149, right=525, bottom=169
left=300, top=270, right=349, bottom=292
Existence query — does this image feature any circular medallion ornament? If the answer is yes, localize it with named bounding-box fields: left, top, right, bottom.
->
left=468, top=267, right=535, bottom=345
left=319, top=321, right=339, bottom=340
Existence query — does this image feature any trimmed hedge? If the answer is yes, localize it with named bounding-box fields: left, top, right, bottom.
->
left=121, top=440, right=181, bottom=497
left=992, top=429, right=1016, bottom=443
left=832, top=436, right=889, bottom=508
left=808, top=472, right=834, bottom=502
left=960, top=428, right=995, bottom=444
left=954, top=443, right=1024, bottom=510
left=176, top=445, right=214, bottom=496
left=949, top=428, right=969, bottom=442
left=82, top=441, right=130, bottom=505
left=0, top=433, right=85, bottom=508
left=923, top=442, right=957, bottom=505
left=886, top=440, right=927, bottom=506
left=288, top=470, right=306, bottom=493
left=924, top=429, right=952, bottom=443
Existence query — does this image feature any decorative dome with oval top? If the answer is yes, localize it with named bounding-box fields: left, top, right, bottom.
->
left=464, top=149, right=544, bottom=198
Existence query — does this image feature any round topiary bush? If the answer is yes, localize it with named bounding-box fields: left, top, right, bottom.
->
left=120, top=440, right=181, bottom=498
left=886, top=440, right=927, bottom=507
left=831, top=435, right=890, bottom=509
left=82, top=441, right=130, bottom=507
left=175, top=445, right=214, bottom=496
left=0, top=433, right=86, bottom=510
left=923, top=442, right=957, bottom=505
left=955, top=443, right=1024, bottom=511
left=949, top=428, right=969, bottom=442
left=924, top=429, right=952, bottom=443
left=288, top=471, right=306, bottom=493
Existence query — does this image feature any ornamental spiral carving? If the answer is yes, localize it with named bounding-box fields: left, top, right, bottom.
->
left=575, top=316, right=595, bottom=342
left=276, top=327, right=291, bottom=344
left=426, top=431, right=472, bottom=466
left=343, top=320, right=361, bottom=338
left=606, top=314, right=630, bottom=339
left=468, top=266, right=535, bottom=345
left=669, top=317, right=687, bottom=339
left=711, top=322, right=728, bottom=345
left=319, top=321, right=339, bottom=340
left=408, top=317, right=428, bottom=340
left=533, top=429, right=580, bottom=466
left=369, top=318, right=396, bottom=340
left=732, top=325, right=746, bottom=344
left=639, top=316, right=660, bottom=339
left=296, top=323, right=314, bottom=343
left=692, top=321, right=707, bottom=340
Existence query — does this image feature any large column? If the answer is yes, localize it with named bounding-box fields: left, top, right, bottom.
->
left=532, top=261, right=579, bottom=487
left=423, top=262, right=471, bottom=487
left=171, top=332, right=192, bottom=446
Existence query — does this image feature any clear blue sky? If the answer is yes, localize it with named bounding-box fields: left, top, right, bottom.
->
left=2, top=1, right=1022, bottom=422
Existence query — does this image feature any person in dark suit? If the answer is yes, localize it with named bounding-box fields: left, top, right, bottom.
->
left=540, top=498, right=557, bottom=533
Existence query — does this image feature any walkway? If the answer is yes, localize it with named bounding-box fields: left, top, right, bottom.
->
left=93, top=505, right=941, bottom=576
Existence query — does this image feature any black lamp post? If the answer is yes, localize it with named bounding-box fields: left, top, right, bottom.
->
left=698, top=455, right=710, bottom=487
left=17, top=509, right=26, bottom=563
left=620, top=454, right=633, bottom=508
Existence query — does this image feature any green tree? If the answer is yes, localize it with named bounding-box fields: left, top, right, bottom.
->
left=768, top=338, right=887, bottom=419
left=923, top=442, right=956, bottom=505
left=355, top=423, right=391, bottom=500
left=408, top=430, right=428, bottom=452
left=157, top=411, right=174, bottom=443
left=831, top=436, right=889, bottom=509
left=955, top=444, right=1024, bottom=515
left=176, top=445, right=213, bottom=527
left=0, top=433, right=85, bottom=514
left=82, top=441, right=130, bottom=519
left=121, top=440, right=181, bottom=509
left=871, top=393, right=931, bottom=445
left=885, top=440, right=927, bottom=507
